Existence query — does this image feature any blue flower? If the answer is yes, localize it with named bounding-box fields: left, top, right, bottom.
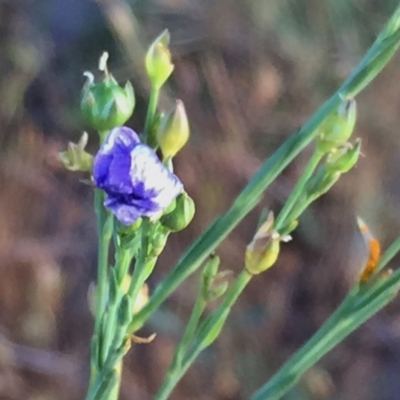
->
left=93, top=126, right=183, bottom=225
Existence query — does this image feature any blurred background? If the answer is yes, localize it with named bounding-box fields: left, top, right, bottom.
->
left=1, top=0, right=400, bottom=399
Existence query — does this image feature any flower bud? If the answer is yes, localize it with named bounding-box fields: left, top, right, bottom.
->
left=202, top=253, right=220, bottom=290
left=157, top=100, right=190, bottom=158
left=316, top=99, right=357, bottom=153
left=58, top=132, right=92, bottom=172
left=145, top=30, right=174, bottom=90
left=245, top=235, right=280, bottom=275
left=81, top=53, right=135, bottom=133
left=160, top=192, right=195, bottom=232
left=245, top=213, right=281, bottom=274
left=207, top=281, right=229, bottom=301
left=326, top=139, right=361, bottom=174
left=201, top=254, right=231, bottom=300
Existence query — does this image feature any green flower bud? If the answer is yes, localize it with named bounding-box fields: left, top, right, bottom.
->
left=206, top=281, right=229, bottom=301
left=81, top=53, right=135, bottom=133
left=58, top=132, right=92, bottom=172
left=245, top=235, right=280, bottom=275
left=245, top=213, right=281, bottom=274
left=202, top=253, right=220, bottom=291
left=145, top=30, right=174, bottom=90
left=326, top=139, right=361, bottom=174
left=157, top=100, right=190, bottom=158
left=160, top=192, right=195, bottom=232
left=316, top=99, right=357, bottom=153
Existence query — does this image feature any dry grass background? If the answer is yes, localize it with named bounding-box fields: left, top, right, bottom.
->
left=1, top=0, right=400, bottom=399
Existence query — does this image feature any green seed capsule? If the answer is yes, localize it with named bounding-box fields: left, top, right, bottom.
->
left=81, top=53, right=135, bottom=133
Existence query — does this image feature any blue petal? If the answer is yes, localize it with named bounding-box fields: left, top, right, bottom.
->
left=129, top=144, right=183, bottom=209
left=93, top=127, right=140, bottom=189
left=105, top=194, right=159, bottom=225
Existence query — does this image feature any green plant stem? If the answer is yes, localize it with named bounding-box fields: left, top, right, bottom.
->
left=285, top=196, right=313, bottom=225
left=128, top=219, right=156, bottom=305
left=143, top=88, right=159, bottom=143
left=128, top=7, right=400, bottom=333
left=154, top=270, right=252, bottom=400
left=89, top=190, right=113, bottom=390
left=107, top=361, right=122, bottom=400
left=164, top=281, right=207, bottom=373
left=85, top=341, right=130, bottom=400
left=102, top=247, right=132, bottom=363
left=94, top=190, right=112, bottom=332
left=274, top=150, right=324, bottom=231
left=156, top=295, right=206, bottom=400
left=179, top=296, right=206, bottom=354
left=249, top=267, right=400, bottom=400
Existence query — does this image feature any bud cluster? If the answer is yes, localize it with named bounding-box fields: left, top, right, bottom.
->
left=307, top=100, right=361, bottom=201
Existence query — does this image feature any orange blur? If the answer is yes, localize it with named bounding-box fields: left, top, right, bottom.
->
left=357, top=218, right=381, bottom=283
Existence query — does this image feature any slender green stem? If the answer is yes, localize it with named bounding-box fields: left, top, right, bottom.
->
left=284, top=196, right=313, bottom=225
left=89, top=190, right=113, bottom=390
left=179, top=296, right=206, bottom=353
left=155, top=296, right=205, bottom=400
left=85, top=342, right=129, bottom=400
left=102, top=247, right=131, bottom=363
left=107, top=361, right=122, bottom=400
left=168, top=287, right=207, bottom=369
left=128, top=219, right=156, bottom=305
left=155, top=270, right=252, bottom=400
left=143, top=89, right=159, bottom=143
left=94, top=190, right=112, bottom=332
left=275, top=150, right=324, bottom=231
